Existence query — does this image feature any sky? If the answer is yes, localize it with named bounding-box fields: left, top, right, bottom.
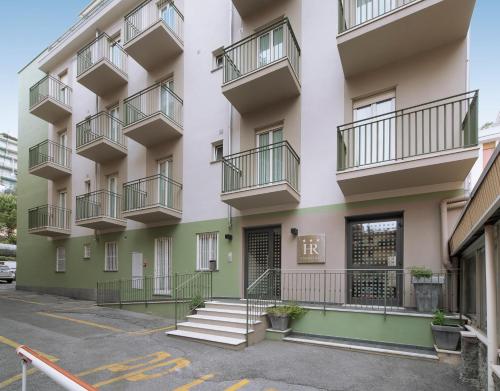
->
left=0, top=0, right=498, bottom=137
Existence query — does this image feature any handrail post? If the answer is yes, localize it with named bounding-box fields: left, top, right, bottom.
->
left=119, top=279, right=122, bottom=309
left=174, top=273, right=178, bottom=330
left=210, top=271, right=213, bottom=302
left=246, top=287, right=249, bottom=347
left=144, top=275, right=148, bottom=308
left=384, top=271, right=387, bottom=317
left=323, top=269, right=327, bottom=313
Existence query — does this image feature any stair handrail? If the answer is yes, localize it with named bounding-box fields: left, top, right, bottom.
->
left=174, top=271, right=213, bottom=329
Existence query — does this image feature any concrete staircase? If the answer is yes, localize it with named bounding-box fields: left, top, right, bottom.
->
left=166, top=301, right=268, bottom=350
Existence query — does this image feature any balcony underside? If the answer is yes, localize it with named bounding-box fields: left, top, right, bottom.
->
left=123, top=206, right=181, bottom=224
left=28, top=227, right=70, bottom=238
left=123, top=114, right=182, bottom=147
left=337, top=0, right=475, bottom=77
left=29, top=98, right=71, bottom=124
left=29, top=163, right=71, bottom=180
left=222, top=59, right=300, bottom=114
left=221, top=182, right=300, bottom=210
left=75, top=217, right=127, bottom=230
left=232, top=0, right=273, bottom=17
left=124, top=21, right=183, bottom=71
left=77, top=139, right=127, bottom=163
left=336, top=147, right=479, bottom=196
left=77, top=60, right=127, bottom=96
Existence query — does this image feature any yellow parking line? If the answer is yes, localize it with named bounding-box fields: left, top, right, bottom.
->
left=0, top=296, right=45, bottom=305
left=173, top=374, right=215, bottom=390
left=225, top=379, right=250, bottom=391
left=37, top=312, right=124, bottom=333
left=127, top=325, right=175, bottom=335
left=0, top=368, right=38, bottom=389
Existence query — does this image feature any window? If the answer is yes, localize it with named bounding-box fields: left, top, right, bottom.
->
left=105, top=242, right=118, bottom=271
left=212, top=47, right=224, bottom=71
left=84, top=180, right=91, bottom=194
left=196, top=232, right=218, bottom=271
left=83, top=244, right=91, bottom=259
left=214, top=54, right=223, bottom=69
left=213, top=142, right=223, bottom=162
left=56, top=247, right=66, bottom=272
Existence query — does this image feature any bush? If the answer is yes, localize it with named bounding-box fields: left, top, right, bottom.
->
left=433, top=310, right=446, bottom=326
left=267, top=303, right=307, bottom=320
left=189, top=294, right=205, bottom=312
left=409, top=266, right=433, bottom=279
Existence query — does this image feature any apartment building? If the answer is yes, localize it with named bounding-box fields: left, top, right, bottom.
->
left=18, top=0, right=480, bottom=356
left=0, top=133, right=17, bottom=192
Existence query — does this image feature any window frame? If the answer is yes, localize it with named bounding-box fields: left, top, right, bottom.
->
left=196, top=232, right=219, bottom=271
left=56, top=247, right=66, bottom=272
left=212, top=141, right=224, bottom=162
left=83, top=243, right=91, bottom=260
left=104, top=241, right=118, bottom=272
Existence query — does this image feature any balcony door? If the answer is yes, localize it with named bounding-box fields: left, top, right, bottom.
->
left=356, top=0, right=397, bottom=25
left=258, top=24, right=284, bottom=67
left=107, top=175, right=118, bottom=218
left=58, top=132, right=67, bottom=167
left=108, top=105, right=119, bottom=143
left=57, top=191, right=67, bottom=229
left=158, top=159, right=173, bottom=208
left=160, top=79, right=174, bottom=119
left=109, top=39, right=121, bottom=68
left=154, top=237, right=172, bottom=295
left=257, top=128, right=283, bottom=186
left=160, top=2, right=175, bottom=31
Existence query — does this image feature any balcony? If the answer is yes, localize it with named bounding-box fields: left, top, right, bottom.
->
left=232, top=0, right=273, bottom=18
left=28, top=140, right=71, bottom=180
left=222, top=18, right=301, bottom=114
left=76, top=33, right=128, bottom=96
left=29, top=76, right=72, bottom=123
left=123, top=83, right=183, bottom=147
left=28, top=205, right=71, bottom=237
left=75, top=190, right=127, bottom=230
left=123, top=0, right=183, bottom=71
left=336, top=91, right=479, bottom=196
left=76, top=112, right=127, bottom=163
left=337, top=0, right=475, bottom=77
left=221, top=141, right=300, bottom=210
left=123, top=174, right=182, bottom=223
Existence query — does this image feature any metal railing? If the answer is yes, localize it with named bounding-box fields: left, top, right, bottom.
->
left=75, top=190, right=123, bottom=221
left=77, top=33, right=128, bottom=77
left=29, top=75, right=72, bottom=109
left=337, top=91, right=478, bottom=171
left=174, top=272, right=212, bottom=328
left=223, top=18, right=300, bottom=84
left=29, top=140, right=71, bottom=170
left=123, top=174, right=182, bottom=213
left=222, top=141, right=300, bottom=193
left=76, top=112, right=126, bottom=150
left=123, top=83, right=183, bottom=128
left=28, top=205, right=71, bottom=232
left=124, top=0, right=183, bottom=44
left=338, top=0, right=417, bottom=33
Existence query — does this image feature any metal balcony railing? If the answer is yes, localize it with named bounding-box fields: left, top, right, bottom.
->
left=76, top=190, right=123, bottom=221
left=123, top=83, right=183, bottom=127
left=29, top=140, right=71, bottom=170
left=77, top=33, right=128, bottom=76
left=29, top=75, right=72, bottom=109
left=123, top=174, right=182, bottom=213
left=76, top=112, right=126, bottom=150
left=124, top=0, right=183, bottom=44
left=337, top=91, right=478, bottom=171
left=28, top=205, right=71, bottom=231
left=223, top=18, right=300, bottom=84
left=222, top=141, right=300, bottom=194
left=338, top=0, right=417, bottom=33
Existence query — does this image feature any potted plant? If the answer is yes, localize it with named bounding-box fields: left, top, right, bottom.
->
left=267, top=304, right=307, bottom=331
left=431, top=310, right=463, bottom=351
left=189, top=294, right=205, bottom=314
left=410, top=266, right=444, bottom=312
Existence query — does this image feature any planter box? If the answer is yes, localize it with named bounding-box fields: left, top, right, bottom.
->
left=268, top=314, right=290, bottom=331
left=412, top=276, right=444, bottom=312
left=431, top=323, right=463, bottom=351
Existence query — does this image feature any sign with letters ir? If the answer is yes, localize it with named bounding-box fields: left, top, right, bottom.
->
left=297, top=235, right=326, bottom=264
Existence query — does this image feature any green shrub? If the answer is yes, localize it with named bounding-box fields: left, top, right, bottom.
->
left=433, top=310, right=446, bottom=326
left=267, top=303, right=307, bottom=320
left=189, top=295, right=205, bottom=312
left=409, top=266, right=433, bottom=279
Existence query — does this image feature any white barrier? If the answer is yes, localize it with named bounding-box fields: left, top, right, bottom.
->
left=16, top=345, right=97, bottom=391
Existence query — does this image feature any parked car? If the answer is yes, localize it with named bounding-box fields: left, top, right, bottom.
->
left=0, top=265, right=14, bottom=283
left=0, top=261, right=16, bottom=280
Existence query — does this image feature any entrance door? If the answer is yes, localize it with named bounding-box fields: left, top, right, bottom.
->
left=347, top=215, right=403, bottom=307
left=154, top=237, right=172, bottom=295
left=245, top=227, right=281, bottom=298
left=107, top=175, right=118, bottom=218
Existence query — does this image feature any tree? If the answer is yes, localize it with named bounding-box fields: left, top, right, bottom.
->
left=480, top=121, right=494, bottom=130
left=0, top=194, right=16, bottom=244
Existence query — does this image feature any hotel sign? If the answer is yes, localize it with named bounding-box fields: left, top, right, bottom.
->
left=297, top=235, right=326, bottom=264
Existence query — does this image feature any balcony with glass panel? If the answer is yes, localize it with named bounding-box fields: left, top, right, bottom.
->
left=28, top=205, right=71, bottom=237
left=28, top=140, right=71, bottom=180
left=29, top=76, right=72, bottom=123
left=221, top=140, right=300, bottom=210
left=75, top=190, right=127, bottom=230
left=122, top=174, right=182, bottom=223
left=123, top=83, right=183, bottom=147
left=337, top=0, right=475, bottom=77
left=76, top=112, right=127, bottom=163
left=222, top=18, right=301, bottom=114
left=76, top=33, right=128, bottom=96
left=336, top=91, right=479, bottom=195
left=123, top=0, right=183, bottom=71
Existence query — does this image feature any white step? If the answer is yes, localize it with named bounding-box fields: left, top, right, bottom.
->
left=187, top=314, right=261, bottom=329
left=205, top=301, right=247, bottom=311
left=166, top=329, right=246, bottom=350
left=178, top=322, right=253, bottom=339
left=196, top=307, right=251, bottom=319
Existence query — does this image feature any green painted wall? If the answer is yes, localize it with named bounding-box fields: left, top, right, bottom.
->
left=292, top=309, right=435, bottom=348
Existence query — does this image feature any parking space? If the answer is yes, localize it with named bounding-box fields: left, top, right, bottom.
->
left=0, top=284, right=471, bottom=390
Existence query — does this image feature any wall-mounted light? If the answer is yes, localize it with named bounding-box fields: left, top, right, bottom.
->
left=225, top=234, right=233, bottom=241
left=291, top=228, right=299, bottom=236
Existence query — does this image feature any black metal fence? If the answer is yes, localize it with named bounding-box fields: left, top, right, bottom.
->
left=76, top=112, right=126, bottom=150
left=29, top=140, right=71, bottom=170
left=76, top=190, right=123, bottom=221
left=77, top=33, right=127, bottom=76
left=28, top=205, right=71, bottom=232
left=123, top=174, right=182, bottom=213
left=29, top=75, right=72, bottom=109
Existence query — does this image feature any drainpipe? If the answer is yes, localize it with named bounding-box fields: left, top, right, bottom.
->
left=484, top=224, right=498, bottom=391
left=227, top=1, right=233, bottom=230
left=440, top=195, right=469, bottom=270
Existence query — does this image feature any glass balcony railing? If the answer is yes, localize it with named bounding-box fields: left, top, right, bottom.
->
left=76, top=190, right=123, bottom=221
left=29, top=75, right=72, bottom=109
left=77, top=33, right=128, bottom=76
left=76, top=112, right=126, bottom=150
left=337, top=91, right=479, bottom=171
left=28, top=205, right=71, bottom=232
left=222, top=141, right=300, bottom=193
left=123, top=174, right=182, bottom=213
left=29, top=140, right=71, bottom=170
left=223, top=18, right=300, bottom=84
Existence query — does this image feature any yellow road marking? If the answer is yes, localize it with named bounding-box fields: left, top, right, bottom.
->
left=0, top=296, right=45, bottom=305
left=0, top=368, right=38, bottom=389
left=127, top=325, right=175, bottom=335
left=174, top=374, right=215, bottom=391
left=225, top=379, right=250, bottom=391
left=37, top=312, right=124, bottom=333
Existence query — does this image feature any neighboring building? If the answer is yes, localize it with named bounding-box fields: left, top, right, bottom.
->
left=18, top=0, right=479, bottom=355
left=0, top=133, right=17, bottom=192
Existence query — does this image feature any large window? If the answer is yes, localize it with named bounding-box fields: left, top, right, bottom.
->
left=56, top=247, right=66, bottom=272
left=196, top=232, right=218, bottom=271
left=105, top=242, right=118, bottom=272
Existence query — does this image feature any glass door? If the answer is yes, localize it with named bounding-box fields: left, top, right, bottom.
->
left=58, top=132, right=67, bottom=167
left=154, top=237, right=172, bottom=295
left=258, top=25, right=284, bottom=67
left=109, top=39, right=121, bottom=68
left=107, top=175, right=118, bottom=218
left=160, top=3, right=175, bottom=31
left=58, top=191, right=67, bottom=229
left=108, top=106, right=119, bottom=143
left=158, top=159, right=172, bottom=208
left=160, top=79, right=174, bottom=119
left=256, top=128, right=283, bottom=186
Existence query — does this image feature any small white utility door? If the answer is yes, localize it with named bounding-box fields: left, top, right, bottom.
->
left=154, top=237, right=172, bottom=295
left=131, top=252, right=143, bottom=289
